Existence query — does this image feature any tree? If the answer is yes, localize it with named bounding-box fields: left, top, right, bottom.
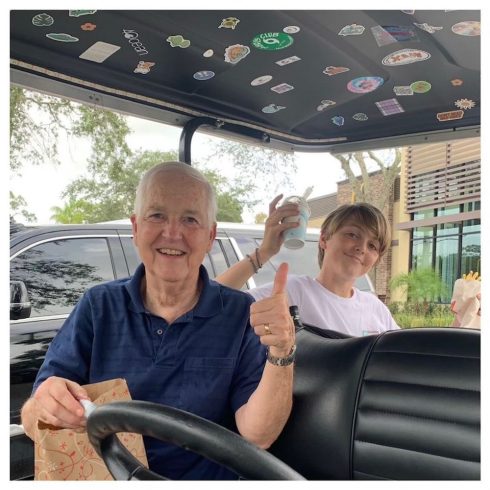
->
left=334, top=149, right=401, bottom=210
left=255, top=212, right=267, bottom=224
left=10, top=192, right=37, bottom=223
left=389, top=268, right=448, bottom=315
left=50, top=199, right=97, bottom=224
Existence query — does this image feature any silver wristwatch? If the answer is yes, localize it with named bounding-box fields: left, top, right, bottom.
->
left=266, top=344, right=296, bottom=366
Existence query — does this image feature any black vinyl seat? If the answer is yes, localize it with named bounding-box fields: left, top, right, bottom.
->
left=270, top=327, right=480, bottom=480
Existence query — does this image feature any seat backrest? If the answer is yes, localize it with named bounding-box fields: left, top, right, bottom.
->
left=269, top=327, right=480, bottom=480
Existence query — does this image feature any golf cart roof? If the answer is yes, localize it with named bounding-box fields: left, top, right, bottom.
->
left=10, top=10, right=480, bottom=153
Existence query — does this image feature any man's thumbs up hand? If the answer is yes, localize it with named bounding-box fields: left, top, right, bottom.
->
left=250, top=263, right=295, bottom=357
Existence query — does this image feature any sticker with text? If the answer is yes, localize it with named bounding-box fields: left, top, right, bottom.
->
left=262, top=104, right=286, bottom=113
left=32, top=13, right=54, bottom=26
left=252, top=32, right=294, bottom=50
left=317, top=100, right=336, bottom=111
left=347, top=76, right=384, bottom=94
left=167, top=35, right=190, bottom=48
left=69, top=10, right=96, bottom=17
left=124, top=30, right=149, bottom=56
left=414, top=22, right=443, bottom=34
left=338, top=24, right=365, bottom=36
left=193, top=71, right=215, bottom=81
left=46, top=33, right=79, bottom=42
left=382, top=48, right=431, bottom=66
left=271, top=83, right=294, bottom=94
left=376, top=98, right=405, bottom=116
left=394, top=86, right=413, bottom=96
left=134, top=61, right=155, bottom=74
left=451, top=21, right=480, bottom=36
left=323, top=66, right=350, bottom=76
left=275, top=55, right=301, bottom=66
left=437, top=110, right=464, bottom=121
left=219, top=17, right=240, bottom=29
left=251, top=75, right=273, bottom=86
left=224, top=44, right=250, bottom=64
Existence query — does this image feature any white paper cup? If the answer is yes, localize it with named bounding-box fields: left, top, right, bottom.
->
left=281, top=196, right=311, bottom=249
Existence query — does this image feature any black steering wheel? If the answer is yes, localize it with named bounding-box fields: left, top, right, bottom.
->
left=86, top=400, right=305, bottom=480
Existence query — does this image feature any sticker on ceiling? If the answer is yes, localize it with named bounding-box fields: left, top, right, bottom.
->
left=455, top=98, right=475, bottom=110
left=81, top=23, right=96, bottom=31
left=331, top=116, right=345, bottom=126
left=203, top=49, right=214, bottom=58
left=252, top=32, right=293, bottom=50
left=347, top=77, right=384, bottom=94
left=224, top=44, right=250, bottom=64
left=371, top=25, right=419, bottom=47
left=451, top=79, right=464, bottom=86
left=323, top=66, right=350, bottom=76
left=376, top=98, right=405, bottom=116
left=317, top=100, right=336, bottom=111
left=219, top=17, right=240, bottom=29
left=283, top=26, right=300, bottom=34
left=276, top=55, right=301, bottom=66
left=124, top=31, right=149, bottom=56
left=410, top=81, right=431, bottom=93
left=394, top=86, right=413, bottom=96
left=414, top=23, right=443, bottom=34
left=353, top=113, right=368, bottom=121
left=194, top=71, right=215, bottom=81
left=32, top=13, right=54, bottom=27
left=452, top=21, right=480, bottom=36
left=69, top=10, right=96, bottom=17
left=251, top=75, right=273, bottom=86
left=134, top=61, right=155, bottom=74
left=46, top=33, right=79, bottom=42
left=338, top=24, right=365, bottom=36
left=262, top=104, right=286, bottom=113
left=79, top=42, right=120, bottom=63
left=271, top=83, right=294, bottom=94
left=382, top=49, right=431, bottom=66
left=437, top=110, right=464, bottom=122
left=167, top=35, right=190, bottom=48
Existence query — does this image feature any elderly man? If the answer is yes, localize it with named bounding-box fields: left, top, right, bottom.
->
left=21, top=162, right=295, bottom=480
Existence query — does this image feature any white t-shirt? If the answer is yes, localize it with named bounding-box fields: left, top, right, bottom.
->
left=249, top=275, right=399, bottom=337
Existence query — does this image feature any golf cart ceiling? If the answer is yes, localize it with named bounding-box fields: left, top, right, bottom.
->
left=10, top=10, right=480, bottom=153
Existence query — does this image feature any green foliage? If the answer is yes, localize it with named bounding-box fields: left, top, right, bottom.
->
left=9, top=192, right=37, bottom=223
left=50, top=199, right=97, bottom=224
left=389, top=302, right=454, bottom=328
left=255, top=212, right=267, bottom=224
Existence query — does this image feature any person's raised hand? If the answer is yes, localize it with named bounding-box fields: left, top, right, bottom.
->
left=250, top=263, right=295, bottom=357
left=33, top=376, right=90, bottom=429
left=259, top=194, right=300, bottom=262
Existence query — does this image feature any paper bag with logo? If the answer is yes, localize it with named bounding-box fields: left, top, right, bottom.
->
left=34, top=378, right=148, bottom=480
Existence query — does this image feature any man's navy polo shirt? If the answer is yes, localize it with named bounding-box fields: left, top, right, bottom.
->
left=33, top=264, right=266, bottom=480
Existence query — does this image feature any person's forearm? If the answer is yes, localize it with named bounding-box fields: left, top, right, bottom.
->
left=235, top=362, right=293, bottom=449
left=21, top=397, right=40, bottom=441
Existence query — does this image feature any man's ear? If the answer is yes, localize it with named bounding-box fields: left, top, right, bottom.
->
left=207, top=223, right=217, bottom=251
left=130, top=214, right=138, bottom=246
left=319, top=233, right=328, bottom=250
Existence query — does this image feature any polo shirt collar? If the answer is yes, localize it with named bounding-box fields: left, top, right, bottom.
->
left=125, top=263, right=222, bottom=318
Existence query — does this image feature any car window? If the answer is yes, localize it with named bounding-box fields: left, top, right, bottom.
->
left=10, top=238, right=115, bottom=317
left=120, top=236, right=140, bottom=275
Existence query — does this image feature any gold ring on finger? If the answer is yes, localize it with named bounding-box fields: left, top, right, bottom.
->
left=264, top=324, right=272, bottom=335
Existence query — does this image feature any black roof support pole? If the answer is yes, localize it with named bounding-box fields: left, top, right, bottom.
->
left=178, top=117, right=270, bottom=165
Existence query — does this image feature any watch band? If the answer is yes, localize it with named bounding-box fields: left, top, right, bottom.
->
left=266, top=344, right=296, bottom=366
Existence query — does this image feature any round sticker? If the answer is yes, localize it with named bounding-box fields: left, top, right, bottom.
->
left=251, top=75, right=273, bottom=86
left=347, top=76, right=384, bottom=94
left=252, top=32, right=293, bottom=50
left=452, top=21, right=480, bottom=36
left=410, top=81, right=432, bottom=94
left=353, top=113, right=368, bottom=121
left=203, top=49, right=214, bottom=57
left=193, top=71, right=215, bottom=81
left=283, top=26, right=300, bottom=34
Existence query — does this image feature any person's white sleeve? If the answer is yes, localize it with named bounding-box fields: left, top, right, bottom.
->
left=248, top=283, right=274, bottom=301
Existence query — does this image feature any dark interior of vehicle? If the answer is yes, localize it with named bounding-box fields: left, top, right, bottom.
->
left=10, top=9, right=480, bottom=481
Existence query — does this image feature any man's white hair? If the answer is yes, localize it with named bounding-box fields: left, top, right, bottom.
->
left=134, top=162, right=217, bottom=223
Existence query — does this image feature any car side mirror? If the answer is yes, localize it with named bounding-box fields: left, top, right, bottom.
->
left=10, top=281, right=31, bottom=320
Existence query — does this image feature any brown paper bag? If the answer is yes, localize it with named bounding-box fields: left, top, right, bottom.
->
left=34, top=378, right=148, bottom=480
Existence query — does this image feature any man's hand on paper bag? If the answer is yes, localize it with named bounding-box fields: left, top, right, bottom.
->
left=33, top=376, right=91, bottom=429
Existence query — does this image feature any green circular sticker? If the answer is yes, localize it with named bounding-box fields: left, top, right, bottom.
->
left=410, top=81, right=432, bottom=94
left=252, top=32, right=293, bottom=50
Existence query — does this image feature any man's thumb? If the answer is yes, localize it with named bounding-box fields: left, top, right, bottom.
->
left=272, top=262, right=289, bottom=295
